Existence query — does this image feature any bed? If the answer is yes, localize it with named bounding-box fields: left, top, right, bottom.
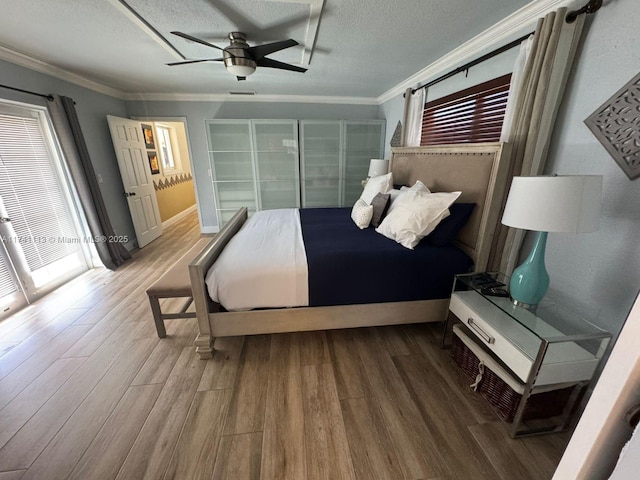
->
left=189, top=143, right=512, bottom=359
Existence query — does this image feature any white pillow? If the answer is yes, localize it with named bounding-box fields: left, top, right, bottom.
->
left=351, top=198, right=373, bottom=229
left=376, top=190, right=462, bottom=249
left=387, top=189, right=406, bottom=216
left=388, top=181, right=431, bottom=216
left=388, top=188, right=403, bottom=202
left=408, top=180, right=431, bottom=193
left=361, top=172, right=393, bottom=204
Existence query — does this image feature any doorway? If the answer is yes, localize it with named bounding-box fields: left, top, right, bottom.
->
left=107, top=116, right=198, bottom=247
left=129, top=117, right=198, bottom=229
left=0, top=101, right=91, bottom=320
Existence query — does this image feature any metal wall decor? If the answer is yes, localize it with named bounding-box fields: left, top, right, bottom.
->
left=390, top=121, right=402, bottom=147
left=585, top=71, right=640, bottom=180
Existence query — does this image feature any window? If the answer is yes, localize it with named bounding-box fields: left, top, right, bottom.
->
left=421, top=73, right=512, bottom=145
left=0, top=101, right=89, bottom=317
left=156, top=124, right=180, bottom=172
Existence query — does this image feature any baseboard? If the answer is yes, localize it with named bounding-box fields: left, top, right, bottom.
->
left=162, top=204, right=197, bottom=229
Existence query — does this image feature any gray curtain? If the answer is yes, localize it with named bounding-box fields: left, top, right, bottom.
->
left=488, top=7, right=586, bottom=272
left=47, top=95, right=131, bottom=270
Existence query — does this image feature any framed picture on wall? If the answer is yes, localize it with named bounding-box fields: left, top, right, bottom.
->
left=148, top=151, right=160, bottom=175
left=142, top=124, right=155, bottom=149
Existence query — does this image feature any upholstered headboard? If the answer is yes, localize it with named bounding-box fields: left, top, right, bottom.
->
left=390, top=142, right=511, bottom=271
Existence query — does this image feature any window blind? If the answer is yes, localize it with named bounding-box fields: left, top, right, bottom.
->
left=421, top=73, right=512, bottom=145
left=0, top=112, right=80, bottom=272
left=0, top=254, right=17, bottom=298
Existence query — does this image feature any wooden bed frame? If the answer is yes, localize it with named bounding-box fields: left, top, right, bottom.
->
left=189, top=142, right=512, bottom=359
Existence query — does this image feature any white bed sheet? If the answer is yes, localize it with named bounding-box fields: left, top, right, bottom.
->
left=205, top=208, right=309, bottom=311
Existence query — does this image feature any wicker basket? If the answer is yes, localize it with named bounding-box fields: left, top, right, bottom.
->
left=451, top=325, right=574, bottom=423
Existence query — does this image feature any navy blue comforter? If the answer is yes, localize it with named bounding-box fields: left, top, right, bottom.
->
left=299, top=208, right=473, bottom=307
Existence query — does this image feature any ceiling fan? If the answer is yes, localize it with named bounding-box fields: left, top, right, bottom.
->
left=167, top=31, right=307, bottom=81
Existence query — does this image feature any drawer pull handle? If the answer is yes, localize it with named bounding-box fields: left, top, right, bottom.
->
left=467, top=318, right=495, bottom=344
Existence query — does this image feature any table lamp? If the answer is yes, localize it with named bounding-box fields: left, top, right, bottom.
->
left=362, top=159, right=389, bottom=187
left=368, top=159, right=389, bottom=178
left=501, top=175, right=602, bottom=310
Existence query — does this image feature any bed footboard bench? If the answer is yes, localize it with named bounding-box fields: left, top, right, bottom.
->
left=146, top=237, right=212, bottom=337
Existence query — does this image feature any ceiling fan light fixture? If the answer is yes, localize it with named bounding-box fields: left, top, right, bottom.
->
left=224, top=57, right=256, bottom=77
left=225, top=64, right=256, bottom=77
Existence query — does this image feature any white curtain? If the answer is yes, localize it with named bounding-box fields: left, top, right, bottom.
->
left=500, top=35, right=534, bottom=142
left=488, top=7, right=586, bottom=272
left=403, top=87, right=425, bottom=147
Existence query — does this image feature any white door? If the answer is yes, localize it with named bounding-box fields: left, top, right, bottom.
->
left=107, top=116, right=162, bottom=248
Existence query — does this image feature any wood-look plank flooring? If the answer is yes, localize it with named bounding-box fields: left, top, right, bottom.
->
left=0, top=212, right=570, bottom=480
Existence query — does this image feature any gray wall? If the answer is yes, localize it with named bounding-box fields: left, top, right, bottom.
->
left=380, top=1, right=640, bottom=338
left=125, top=100, right=381, bottom=231
left=543, top=1, right=640, bottom=337
left=0, top=59, right=136, bottom=248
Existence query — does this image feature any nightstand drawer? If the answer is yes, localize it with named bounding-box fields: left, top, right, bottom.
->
left=450, top=291, right=534, bottom=382
left=450, top=290, right=599, bottom=385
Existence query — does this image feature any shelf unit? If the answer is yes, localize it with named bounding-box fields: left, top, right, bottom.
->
left=207, top=119, right=385, bottom=225
left=342, top=121, right=386, bottom=206
left=207, top=120, right=300, bottom=225
left=300, top=120, right=385, bottom=208
left=300, top=121, right=342, bottom=207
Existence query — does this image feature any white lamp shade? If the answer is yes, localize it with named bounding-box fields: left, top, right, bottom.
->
left=368, top=159, right=389, bottom=177
left=501, top=175, right=602, bottom=233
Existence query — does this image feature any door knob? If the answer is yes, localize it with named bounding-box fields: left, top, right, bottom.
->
left=0, top=217, right=11, bottom=223
left=123, top=192, right=137, bottom=197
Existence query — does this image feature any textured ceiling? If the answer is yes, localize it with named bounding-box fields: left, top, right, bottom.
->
left=0, top=0, right=532, bottom=98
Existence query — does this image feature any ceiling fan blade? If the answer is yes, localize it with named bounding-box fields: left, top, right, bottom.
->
left=170, top=31, right=225, bottom=51
left=248, top=39, right=299, bottom=60
left=256, top=57, right=307, bottom=73
left=166, top=58, right=223, bottom=66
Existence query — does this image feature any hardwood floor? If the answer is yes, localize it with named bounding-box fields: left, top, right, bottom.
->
left=0, top=212, right=570, bottom=480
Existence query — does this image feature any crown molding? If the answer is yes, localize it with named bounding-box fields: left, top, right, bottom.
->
left=0, top=43, right=377, bottom=105
left=376, top=0, right=579, bottom=104
left=0, top=45, right=127, bottom=100
left=123, top=91, right=379, bottom=105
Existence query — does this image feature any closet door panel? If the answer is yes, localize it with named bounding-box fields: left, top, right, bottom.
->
left=208, top=122, right=252, bottom=151
left=210, top=152, right=255, bottom=181
left=301, top=121, right=342, bottom=208
left=342, top=121, right=385, bottom=207
left=253, top=120, right=300, bottom=210
left=207, top=120, right=257, bottom=226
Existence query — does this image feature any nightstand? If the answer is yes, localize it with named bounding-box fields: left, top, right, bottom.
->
left=443, top=272, right=611, bottom=437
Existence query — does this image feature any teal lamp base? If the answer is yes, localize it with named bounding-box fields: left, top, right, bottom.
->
left=509, top=231, right=550, bottom=311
